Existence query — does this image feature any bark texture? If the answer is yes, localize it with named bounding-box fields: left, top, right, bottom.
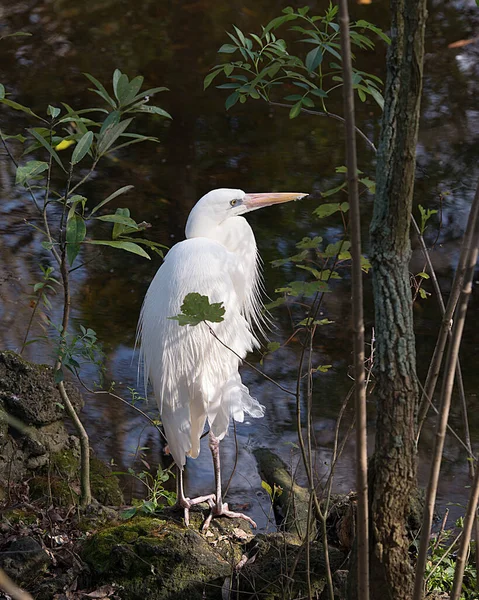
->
left=368, top=1, right=427, bottom=599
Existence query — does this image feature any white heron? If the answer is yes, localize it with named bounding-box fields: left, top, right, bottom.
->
left=138, top=188, right=306, bottom=528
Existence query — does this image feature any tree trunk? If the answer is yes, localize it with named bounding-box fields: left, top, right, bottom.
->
left=368, top=1, right=427, bottom=599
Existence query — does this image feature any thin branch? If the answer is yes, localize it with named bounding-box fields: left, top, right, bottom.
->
left=269, top=101, right=377, bottom=153
left=0, top=569, right=34, bottom=600
left=338, top=2, right=369, bottom=598
left=415, top=182, right=479, bottom=441
left=413, top=182, right=479, bottom=600
left=206, top=325, right=297, bottom=397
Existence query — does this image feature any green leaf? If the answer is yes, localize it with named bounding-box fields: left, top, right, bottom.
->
left=169, top=292, right=226, bottom=326
left=47, top=105, right=61, bottom=119
left=122, top=75, right=144, bottom=106
left=130, top=86, right=168, bottom=103
left=261, top=480, right=273, bottom=497
left=309, top=87, right=328, bottom=98
left=301, top=96, right=314, bottom=108
left=0, top=98, right=44, bottom=120
left=219, top=44, right=238, bottom=53
left=324, top=240, right=351, bottom=257
left=67, top=194, right=87, bottom=210
left=97, top=118, right=133, bottom=156
left=96, top=214, right=139, bottom=229
left=114, top=73, right=129, bottom=104
left=133, top=105, right=172, bottom=119
left=314, top=202, right=342, bottom=218
left=271, top=250, right=308, bottom=267
left=100, top=110, right=120, bottom=135
left=90, top=185, right=134, bottom=216
left=267, top=342, right=281, bottom=353
left=27, top=128, right=66, bottom=171
left=15, top=160, right=49, bottom=185
left=84, top=72, right=116, bottom=108
left=354, top=20, right=391, bottom=45
left=264, top=13, right=297, bottom=33
left=359, top=177, right=376, bottom=193
left=120, top=507, right=138, bottom=520
left=361, top=255, right=371, bottom=273
left=276, top=280, right=330, bottom=297
left=289, top=101, right=302, bottom=119
left=110, top=207, right=132, bottom=239
left=86, top=240, right=150, bottom=259
left=225, top=92, right=240, bottom=110
left=314, top=364, right=332, bottom=373
left=417, top=272, right=430, bottom=279
left=368, top=86, right=384, bottom=109
left=263, top=297, right=285, bottom=310
left=204, top=68, right=223, bottom=90
left=66, top=214, right=86, bottom=265
left=305, top=46, right=323, bottom=71
left=71, top=130, right=93, bottom=165
left=296, top=236, right=323, bottom=249
left=0, top=132, right=26, bottom=143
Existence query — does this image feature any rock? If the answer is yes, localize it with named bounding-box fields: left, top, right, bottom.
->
left=0, top=536, right=51, bottom=587
left=0, top=351, right=123, bottom=507
left=0, top=351, right=83, bottom=426
left=81, top=516, right=233, bottom=599
left=319, top=569, right=349, bottom=600
left=253, top=447, right=313, bottom=539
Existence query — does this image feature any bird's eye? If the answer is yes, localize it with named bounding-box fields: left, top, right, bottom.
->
left=230, top=199, right=238, bottom=207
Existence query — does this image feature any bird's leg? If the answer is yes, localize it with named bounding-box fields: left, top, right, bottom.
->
left=202, top=431, right=257, bottom=530
left=175, top=465, right=215, bottom=526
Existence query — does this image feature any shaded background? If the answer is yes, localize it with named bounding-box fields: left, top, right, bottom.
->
left=0, top=0, right=478, bottom=528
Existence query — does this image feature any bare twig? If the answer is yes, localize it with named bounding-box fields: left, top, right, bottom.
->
left=268, top=101, right=377, bottom=153
left=413, top=180, right=479, bottom=600
left=338, top=2, right=369, bottom=598
left=0, top=569, right=34, bottom=600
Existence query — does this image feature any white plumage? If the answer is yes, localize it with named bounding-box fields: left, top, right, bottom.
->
left=137, top=188, right=306, bottom=526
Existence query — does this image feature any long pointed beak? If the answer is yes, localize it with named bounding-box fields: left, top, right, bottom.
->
left=243, top=192, right=308, bottom=211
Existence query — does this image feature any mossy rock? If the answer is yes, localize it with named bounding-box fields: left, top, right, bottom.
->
left=81, top=516, right=233, bottom=599
left=27, top=450, right=123, bottom=507
left=29, top=474, right=77, bottom=506
left=90, top=456, right=124, bottom=505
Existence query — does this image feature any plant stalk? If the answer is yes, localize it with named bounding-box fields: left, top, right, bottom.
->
left=338, top=1, right=369, bottom=598
left=412, top=182, right=479, bottom=600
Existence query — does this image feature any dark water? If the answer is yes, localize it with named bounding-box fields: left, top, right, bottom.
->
left=1, top=0, right=478, bottom=529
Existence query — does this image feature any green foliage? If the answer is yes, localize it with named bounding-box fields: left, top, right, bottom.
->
left=169, top=293, right=226, bottom=326
left=1, top=69, right=170, bottom=266
left=119, top=466, right=176, bottom=519
left=53, top=324, right=105, bottom=384
left=205, top=3, right=389, bottom=117
left=418, top=204, right=438, bottom=234
left=423, top=526, right=477, bottom=599
left=261, top=479, right=283, bottom=501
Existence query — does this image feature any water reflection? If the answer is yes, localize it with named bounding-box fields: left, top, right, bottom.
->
left=0, top=0, right=478, bottom=528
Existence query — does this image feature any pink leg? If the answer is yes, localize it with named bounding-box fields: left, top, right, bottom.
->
left=175, top=465, right=215, bottom=526
left=202, top=431, right=257, bottom=531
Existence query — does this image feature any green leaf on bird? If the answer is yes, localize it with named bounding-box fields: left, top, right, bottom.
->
left=169, top=293, right=226, bottom=326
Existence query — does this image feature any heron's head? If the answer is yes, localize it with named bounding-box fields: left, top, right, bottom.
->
left=186, top=188, right=307, bottom=237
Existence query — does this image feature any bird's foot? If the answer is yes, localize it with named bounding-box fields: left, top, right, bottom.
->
left=176, top=494, right=216, bottom=527
left=202, top=500, right=257, bottom=531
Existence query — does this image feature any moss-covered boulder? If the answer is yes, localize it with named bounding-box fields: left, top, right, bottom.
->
left=80, top=512, right=347, bottom=600
left=0, top=351, right=123, bottom=507
left=81, top=515, right=238, bottom=599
